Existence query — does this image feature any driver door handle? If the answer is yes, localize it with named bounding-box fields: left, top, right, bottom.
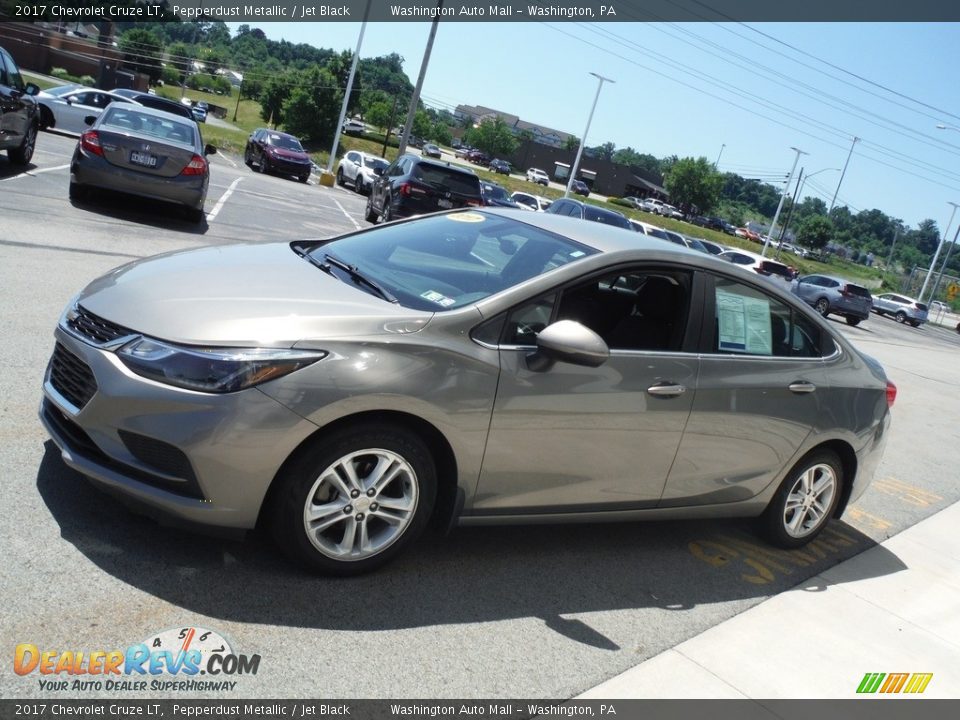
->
left=647, top=383, right=686, bottom=397
left=788, top=381, right=817, bottom=394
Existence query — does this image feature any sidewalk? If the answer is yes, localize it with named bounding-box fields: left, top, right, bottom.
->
left=578, top=501, right=960, bottom=699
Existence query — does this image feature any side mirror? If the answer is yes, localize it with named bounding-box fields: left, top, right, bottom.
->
left=204, top=143, right=217, bottom=156
left=527, top=320, right=609, bottom=372
left=83, top=115, right=96, bottom=126
left=24, top=83, right=40, bottom=97
left=65, top=96, right=75, bottom=104
left=373, top=166, right=383, bottom=176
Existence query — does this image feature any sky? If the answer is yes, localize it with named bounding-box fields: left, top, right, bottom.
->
left=226, top=20, right=960, bottom=233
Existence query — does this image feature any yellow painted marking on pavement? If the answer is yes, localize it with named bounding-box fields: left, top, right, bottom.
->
left=873, top=477, right=941, bottom=507
left=846, top=507, right=892, bottom=532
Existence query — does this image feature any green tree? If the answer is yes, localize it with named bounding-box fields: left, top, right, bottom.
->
left=430, top=121, right=452, bottom=146
left=119, top=28, right=164, bottom=83
left=663, top=156, right=723, bottom=213
left=281, top=66, right=342, bottom=144
left=411, top=109, right=433, bottom=139
left=464, top=116, right=518, bottom=157
left=260, top=73, right=294, bottom=127
left=365, top=100, right=395, bottom=131
left=797, top=215, right=835, bottom=252
left=562, top=135, right=580, bottom=151
left=589, top=141, right=616, bottom=161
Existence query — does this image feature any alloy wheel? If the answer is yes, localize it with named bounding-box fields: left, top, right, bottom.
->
left=782, top=463, right=836, bottom=539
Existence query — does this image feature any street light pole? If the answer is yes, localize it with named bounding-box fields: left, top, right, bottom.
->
left=762, top=146, right=807, bottom=258
left=928, top=223, right=960, bottom=303
left=795, top=167, right=840, bottom=204
left=399, top=0, right=444, bottom=156
left=714, top=143, right=726, bottom=169
left=325, top=0, right=372, bottom=177
left=565, top=72, right=614, bottom=198
left=828, top=136, right=859, bottom=214
left=918, top=201, right=960, bottom=303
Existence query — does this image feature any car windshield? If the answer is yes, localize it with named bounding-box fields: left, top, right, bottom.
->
left=365, top=157, right=388, bottom=170
left=482, top=184, right=509, bottom=201
left=266, top=134, right=304, bottom=152
left=305, top=212, right=598, bottom=311
left=100, top=107, right=196, bottom=144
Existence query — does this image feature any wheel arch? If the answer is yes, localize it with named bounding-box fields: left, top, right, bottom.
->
left=815, top=439, right=859, bottom=517
left=257, top=409, right=460, bottom=531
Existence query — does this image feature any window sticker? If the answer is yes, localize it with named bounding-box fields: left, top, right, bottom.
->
left=446, top=212, right=486, bottom=223
left=569, top=250, right=586, bottom=257
left=420, top=290, right=456, bottom=307
left=716, top=289, right=772, bottom=355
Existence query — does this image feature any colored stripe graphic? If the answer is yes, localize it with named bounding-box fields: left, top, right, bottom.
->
left=880, top=673, right=909, bottom=693
left=857, top=673, right=885, bottom=693
left=904, top=673, right=934, bottom=694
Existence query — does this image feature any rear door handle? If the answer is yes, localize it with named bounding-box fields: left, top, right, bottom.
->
left=647, top=383, right=686, bottom=397
left=788, top=381, right=817, bottom=394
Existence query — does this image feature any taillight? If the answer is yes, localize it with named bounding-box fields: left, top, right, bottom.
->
left=80, top=131, right=103, bottom=157
left=398, top=182, right=426, bottom=197
left=466, top=199, right=482, bottom=207
left=181, top=154, right=208, bottom=176
left=886, top=380, right=897, bottom=408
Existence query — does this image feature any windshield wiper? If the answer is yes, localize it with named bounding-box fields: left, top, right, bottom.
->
left=323, top=253, right=398, bottom=304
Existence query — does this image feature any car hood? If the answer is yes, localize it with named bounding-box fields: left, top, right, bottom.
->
left=266, top=147, right=309, bottom=161
left=76, top=243, right=432, bottom=347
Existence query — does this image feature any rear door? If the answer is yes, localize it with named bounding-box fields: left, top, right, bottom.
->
left=663, top=273, right=827, bottom=506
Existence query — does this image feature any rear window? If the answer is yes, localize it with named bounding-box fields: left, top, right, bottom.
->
left=482, top=184, right=509, bottom=201
left=412, top=164, right=481, bottom=196
left=844, top=284, right=872, bottom=298
left=101, top=107, right=195, bottom=144
left=760, top=261, right=791, bottom=278
left=583, top=206, right=631, bottom=229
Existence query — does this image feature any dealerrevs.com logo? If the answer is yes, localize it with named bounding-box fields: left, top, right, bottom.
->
left=14, top=627, right=260, bottom=692
left=857, top=672, right=933, bottom=694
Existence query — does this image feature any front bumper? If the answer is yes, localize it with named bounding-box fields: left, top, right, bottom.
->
left=41, top=327, right=320, bottom=529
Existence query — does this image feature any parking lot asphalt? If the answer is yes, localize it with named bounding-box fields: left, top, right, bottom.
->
left=2, top=134, right=959, bottom=700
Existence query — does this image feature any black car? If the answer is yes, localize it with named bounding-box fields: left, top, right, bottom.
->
left=244, top=128, right=312, bottom=182
left=545, top=197, right=632, bottom=230
left=110, top=89, right=195, bottom=122
left=570, top=179, right=590, bottom=197
left=480, top=181, right=521, bottom=208
left=466, top=149, right=491, bottom=166
left=0, top=45, right=40, bottom=165
left=366, top=154, right=483, bottom=223
left=488, top=159, right=512, bottom=175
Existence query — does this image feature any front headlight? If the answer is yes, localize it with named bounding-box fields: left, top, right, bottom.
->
left=117, top=338, right=326, bottom=393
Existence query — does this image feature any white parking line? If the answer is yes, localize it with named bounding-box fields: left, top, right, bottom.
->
left=214, top=153, right=237, bottom=169
left=332, top=197, right=362, bottom=230
left=0, top=163, right=70, bottom=182
left=206, top=177, right=243, bottom=222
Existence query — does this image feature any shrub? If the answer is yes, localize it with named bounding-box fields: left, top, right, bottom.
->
left=78, top=75, right=95, bottom=87
left=609, top=197, right=635, bottom=208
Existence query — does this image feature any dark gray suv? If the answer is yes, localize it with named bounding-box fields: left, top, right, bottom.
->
left=0, top=46, right=40, bottom=166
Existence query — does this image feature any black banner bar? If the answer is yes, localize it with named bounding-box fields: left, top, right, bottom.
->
left=4, top=0, right=960, bottom=23
left=1, top=700, right=958, bottom=720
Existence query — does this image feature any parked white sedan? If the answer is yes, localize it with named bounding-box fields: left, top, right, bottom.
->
left=37, top=85, right=140, bottom=134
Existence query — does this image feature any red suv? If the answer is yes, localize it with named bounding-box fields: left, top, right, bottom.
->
left=244, top=128, right=312, bottom=182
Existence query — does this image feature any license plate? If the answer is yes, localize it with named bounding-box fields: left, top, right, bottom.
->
left=129, top=151, right=158, bottom=168
left=437, top=198, right=453, bottom=209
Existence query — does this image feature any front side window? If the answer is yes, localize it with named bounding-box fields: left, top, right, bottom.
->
left=713, top=277, right=823, bottom=358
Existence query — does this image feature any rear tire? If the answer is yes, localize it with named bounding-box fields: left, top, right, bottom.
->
left=355, top=176, right=365, bottom=194
left=895, top=311, right=906, bottom=323
left=364, top=195, right=378, bottom=224
left=299, top=173, right=310, bottom=183
left=382, top=201, right=393, bottom=223
left=815, top=298, right=830, bottom=317
left=8, top=123, right=37, bottom=166
left=846, top=316, right=860, bottom=326
left=336, top=167, right=344, bottom=186
left=186, top=206, right=205, bottom=223
left=910, top=320, right=921, bottom=328
left=760, top=449, right=842, bottom=549
left=68, top=181, right=88, bottom=202
left=269, top=424, right=437, bottom=576
left=39, top=106, right=54, bottom=131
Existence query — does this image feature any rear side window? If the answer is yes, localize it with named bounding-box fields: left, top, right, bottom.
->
left=713, top=277, right=823, bottom=358
left=844, top=284, right=871, bottom=298
left=584, top=206, right=631, bottom=229
left=412, top=164, right=480, bottom=196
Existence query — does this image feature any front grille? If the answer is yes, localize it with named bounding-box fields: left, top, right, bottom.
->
left=67, top=305, right=134, bottom=345
left=49, top=343, right=98, bottom=410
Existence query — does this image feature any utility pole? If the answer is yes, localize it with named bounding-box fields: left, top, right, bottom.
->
left=919, top=201, right=960, bottom=302
left=885, top=227, right=900, bottom=269
left=829, top=136, right=859, bottom=214
left=775, top=167, right=804, bottom=260
left=232, top=76, right=243, bottom=122
left=763, top=147, right=807, bottom=258
left=928, top=223, right=960, bottom=303
left=381, top=95, right=400, bottom=158
left=399, top=0, right=444, bottom=156
left=325, top=0, right=372, bottom=179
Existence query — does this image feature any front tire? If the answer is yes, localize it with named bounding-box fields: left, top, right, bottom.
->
left=895, top=311, right=907, bottom=324
left=270, top=424, right=437, bottom=575
left=364, top=195, right=378, bottom=223
left=68, top=180, right=88, bottom=202
left=760, top=449, right=842, bottom=549
left=336, top=167, right=345, bottom=186
left=815, top=298, right=830, bottom=317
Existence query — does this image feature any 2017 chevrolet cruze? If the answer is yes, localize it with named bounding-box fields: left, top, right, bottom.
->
left=41, top=210, right=895, bottom=575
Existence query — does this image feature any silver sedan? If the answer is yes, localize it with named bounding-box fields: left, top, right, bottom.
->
left=41, top=210, right=895, bottom=575
left=37, top=85, right=139, bottom=134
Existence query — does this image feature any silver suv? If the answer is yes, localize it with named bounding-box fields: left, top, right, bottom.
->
left=872, top=293, right=928, bottom=328
left=792, top=274, right=873, bottom=326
